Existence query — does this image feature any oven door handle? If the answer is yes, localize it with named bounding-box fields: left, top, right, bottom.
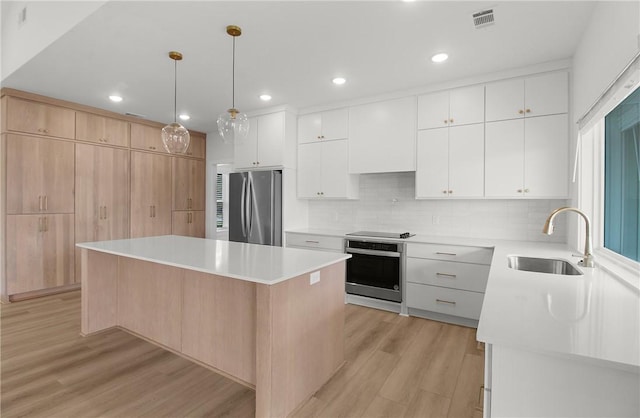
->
left=346, top=248, right=401, bottom=258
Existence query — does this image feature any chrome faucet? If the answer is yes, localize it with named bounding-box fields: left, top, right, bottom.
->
left=543, top=207, right=595, bottom=268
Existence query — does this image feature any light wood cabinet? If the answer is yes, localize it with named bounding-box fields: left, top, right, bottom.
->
left=6, top=96, right=75, bottom=139
left=130, top=123, right=164, bottom=152
left=298, top=108, right=348, bottom=144
left=6, top=214, right=75, bottom=294
left=6, top=134, right=75, bottom=214
left=185, top=132, right=206, bottom=159
left=417, top=85, right=485, bottom=130
left=416, top=124, right=484, bottom=198
left=297, top=139, right=359, bottom=199
left=485, top=72, right=568, bottom=122
left=172, top=157, right=205, bottom=211
left=172, top=211, right=205, bottom=238
left=130, top=151, right=172, bottom=238
left=75, top=112, right=130, bottom=147
left=348, top=97, right=417, bottom=173
left=485, top=114, right=568, bottom=198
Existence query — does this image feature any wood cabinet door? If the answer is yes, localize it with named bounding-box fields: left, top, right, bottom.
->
left=298, top=113, right=322, bottom=144
left=130, top=151, right=172, bottom=238
left=75, top=143, right=130, bottom=243
left=321, top=140, right=350, bottom=198
left=234, top=117, right=258, bottom=169
left=130, top=123, right=165, bottom=152
left=524, top=114, right=569, bottom=198
left=172, top=211, right=205, bottom=238
left=6, top=97, right=75, bottom=139
left=185, top=133, right=206, bottom=159
left=448, top=124, right=485, bottom=197
left=6, top=134, right=75, bottom=214
left=256, top=112, right=284, bottom=167
left=172, top=157, right=205, bottom=211
left=416, top=128, right=449, bottom=198
left=524, top=72, right=569, bottom=118
left=449, top=85, right=485, bottom=127
left=485, top=78, right=525, bottom=122
left=485, top=119, right=525, bottom=197
left=6, top=214, right=75, bottom=294
left=297, top=142, right=322, bottom=198
left=321, top=109, right=349, bottom=141
left=417, top=90, right=450, bottom=130
left=75, top=112, right=130, bottom=147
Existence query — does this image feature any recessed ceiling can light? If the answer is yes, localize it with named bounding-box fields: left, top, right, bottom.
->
left=431, top=53, right=449, bottom=63
left=259, top=94, right=272, bottom=101
left=109, top=95, right=123, bottom=102
left=332, top=77, right=346, bottom=85
left=179, top=114, right=190, bottom=121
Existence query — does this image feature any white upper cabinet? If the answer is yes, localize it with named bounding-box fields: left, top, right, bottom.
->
left=348, top=97, right=417, bottom=174
left=486, top=72, right=568, bottom=122
left=235, top=111, right=295, bottom=170
left=297, top=139, right=358, bottom=199
left=417, top=85, right=485, bottom=130
left=298, top=108, right=348, bottom=144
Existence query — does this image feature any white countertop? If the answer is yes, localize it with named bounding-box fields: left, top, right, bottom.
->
left=77, top=235, right=350, bottom=285
left=286, top=228, right=640, bottom=369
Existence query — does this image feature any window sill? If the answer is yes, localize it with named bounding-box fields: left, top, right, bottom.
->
left=594, top=248, right=640, bottom=291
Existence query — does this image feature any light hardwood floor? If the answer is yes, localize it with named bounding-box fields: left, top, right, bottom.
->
left=1, top=291, right=484, bottom=418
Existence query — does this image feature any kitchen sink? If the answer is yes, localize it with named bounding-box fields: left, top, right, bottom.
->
left=507, top=256, right=583, bottom=276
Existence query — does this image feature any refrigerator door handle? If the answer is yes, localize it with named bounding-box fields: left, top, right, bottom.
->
left=240, top=176, right=247, bottom=238
left=247, top=175, right=254, bottom=236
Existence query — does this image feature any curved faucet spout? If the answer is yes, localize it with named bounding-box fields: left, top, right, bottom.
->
left=543, top=207, right=595, bottom=268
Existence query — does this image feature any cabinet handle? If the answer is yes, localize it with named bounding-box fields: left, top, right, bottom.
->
left=442, top=190, right=448, bottom=194
left=37, top=128, right=49, bottom=134
left=448, top=190, right=453, bottom=194
left=436, top=299, right=456, bottom=305
left=436, top=252, right=457, bottom=256
left=149, top=146, right=156, bottom=150
left=517, top=189, right=523, bottom=193
left=44, top=195, right=48, bottom=211
left=524, top=188, right=530, bottom=193
left=252, top=162, right=256, bottom=165
left=525, top=108, right=531, bottom=113
left=518, top=109, right=524, bottom=114
left=39, top=196, right=43, bottom=211
left=104, top=206, right=108, bottom=220
left=449, top=118, right=454, bottom=123
left=38, top=217, right=43, bottom=232
left=256, top=161, right=260, bottom=165
left=444, top=119, right=448, bottom=124
left=436, top=272, right=457, bottom=278
left=305, top=240, right=320, bottom=244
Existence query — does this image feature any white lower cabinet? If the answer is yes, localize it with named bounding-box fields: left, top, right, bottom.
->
left=406, top=243, right=492, bottom=326
left=297, top=139, right=359, bottom=199
left=285, top=232, right=344, bottom=253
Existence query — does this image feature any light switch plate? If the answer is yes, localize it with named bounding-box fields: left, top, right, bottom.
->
left=310, top=271, right=320, bottom=285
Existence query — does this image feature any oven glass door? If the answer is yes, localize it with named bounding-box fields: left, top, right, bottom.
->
left=346, top=252, right=400, bottom=290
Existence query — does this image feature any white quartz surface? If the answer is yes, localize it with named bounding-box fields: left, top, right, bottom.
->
left=287, top=228, right=640, bottom=369
left=77, top=235, right=350, bottom=285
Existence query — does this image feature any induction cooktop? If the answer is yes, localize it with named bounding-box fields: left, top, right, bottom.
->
left=346, top=231, right=415, bottom=239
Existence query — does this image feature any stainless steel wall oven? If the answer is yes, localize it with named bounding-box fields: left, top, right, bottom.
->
left=345, top=239, right=403, bottom=302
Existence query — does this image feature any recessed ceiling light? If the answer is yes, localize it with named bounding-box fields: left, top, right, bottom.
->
left=431, top=53, right=449, bottom=63
left=332, top=77, right=346, bottom=85
left=259, top=94, right=272, bottom=101
left=108, top=95, right=123, bottom=102
left=179, top=114, right=190, bottom=121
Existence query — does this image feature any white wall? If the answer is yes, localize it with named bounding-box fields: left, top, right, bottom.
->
left=308, top=172, right=568, bottom=243
left=1, top=1, right=106, bottom=81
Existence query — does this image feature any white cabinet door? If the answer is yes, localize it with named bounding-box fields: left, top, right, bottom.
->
left=321, top=108, right=349, bottom=141
left=298, top=113, right=322, bottom=144
left=321, top=140, right=350, bottom=198
left=525, top=72, right=568, bottom=118
left=449, top=85, right=485, bottom=127
left=524, top=114, right=569, bottom=198
left=449, top=124, right=484, bottom=197
left=485, top=119, right=525, bottom=197
left=297, top=142, right=322, bottom=198
left=416, top=128, right=449, bottom=198
left=486, top=78, right=524, bottom=122
left=348, top=96, right=417, bottom=173
left=257, top=112, right=284, bottom=167
left=234, top=118, right=258, bottom=169
left=417, top=91, right=449, bottom=130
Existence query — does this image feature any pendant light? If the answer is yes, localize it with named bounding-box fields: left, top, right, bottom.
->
left=217, top=25, right=249, bottom=144
left=162, top=51, right=190, bottom=154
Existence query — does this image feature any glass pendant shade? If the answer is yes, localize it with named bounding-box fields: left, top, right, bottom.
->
left=217, top=108, right=249, bottom=143
left=162, top=122, right=190, bottom=153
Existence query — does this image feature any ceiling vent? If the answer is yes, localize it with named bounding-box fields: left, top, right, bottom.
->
left=473, top=9, right=495, bottom=28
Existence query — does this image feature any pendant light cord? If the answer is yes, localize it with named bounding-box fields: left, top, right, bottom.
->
left=232, top=35, right=236, bottom=110
left=173, top=58, right=178, bottom=123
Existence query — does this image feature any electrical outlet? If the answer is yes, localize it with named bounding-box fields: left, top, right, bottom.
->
left=18, top=7, right=27, bottom=26
left=432, top=215, right=441, bottom=225
left=310, top=271, right=320, bottom=285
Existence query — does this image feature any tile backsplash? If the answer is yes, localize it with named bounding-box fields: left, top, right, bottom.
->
left=308, top=172, right=568, bottom=243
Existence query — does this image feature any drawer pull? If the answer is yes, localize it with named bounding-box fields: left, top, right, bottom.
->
left=436, top=272, right=457, bottom=278
left=436, top=299, right=456, bottom=305
left=305, top=240, right=320, bottom=244
left=436, top=252, right=457, bottom=256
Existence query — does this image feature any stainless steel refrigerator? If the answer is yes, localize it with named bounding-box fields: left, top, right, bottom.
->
left=229, top=170, right=282, bottom=246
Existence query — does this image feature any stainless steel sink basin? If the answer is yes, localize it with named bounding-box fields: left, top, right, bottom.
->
left=507, top=256, right=583, bottom=276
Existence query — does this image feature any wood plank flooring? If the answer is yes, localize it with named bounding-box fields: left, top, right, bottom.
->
left=1, top=291, right=484, bottom=417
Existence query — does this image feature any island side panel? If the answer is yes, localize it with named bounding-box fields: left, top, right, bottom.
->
left=256, top=261, right=346, bottom=418
left=80, top=249, right=118, bottom=335
left=182, top=270, right=257, bottom=386
left=117, top=258, right=184, bottom=351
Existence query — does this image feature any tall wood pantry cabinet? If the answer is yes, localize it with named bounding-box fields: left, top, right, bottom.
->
left=1, top=89, right=206, bottom=302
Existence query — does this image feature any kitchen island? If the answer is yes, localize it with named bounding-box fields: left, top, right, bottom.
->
left=77, top=235, right=350, bottom=418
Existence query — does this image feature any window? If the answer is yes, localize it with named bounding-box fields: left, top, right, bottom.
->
left=604, top=86, right=640, bottom=262
left=216, top=173, right=223, bottom=228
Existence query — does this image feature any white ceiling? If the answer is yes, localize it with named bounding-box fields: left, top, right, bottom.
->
left=1, top=1, right=596, bottom=134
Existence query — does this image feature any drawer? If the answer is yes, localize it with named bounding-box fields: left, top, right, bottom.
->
left=406, top=283, right=484, bottom=320
left=286, top=233, right=344, bottom=252
left=407, top=258, right=489, bottom=293
left=407, top=243, right=493, bottom=265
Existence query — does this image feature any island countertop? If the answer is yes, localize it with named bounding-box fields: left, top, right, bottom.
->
left=76, top=235, right=350, bottom=285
